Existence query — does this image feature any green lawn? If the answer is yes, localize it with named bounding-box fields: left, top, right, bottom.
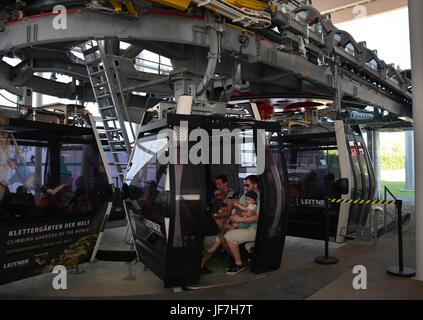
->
left=381, top=181, right=415, bottom=198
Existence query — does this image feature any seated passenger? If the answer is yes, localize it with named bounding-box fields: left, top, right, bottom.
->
left=0, top=182, right=12, bottom=207
left=322, top=173, right=336, bottom=197
left=229, top=191, right=258, bottom=230
left=200, top=210, right=222, bottom=275
left=201, top=235, right=221, bottom=275
left=69, top=188, right=91, bottom=213
left=40, top=183, right=70, bottom=208
left=211, top=174, right=234, bottom=230
left=302, top=171, right=322, bottom=198
left=223, top=175, right=260, bottom=275
left=13, top=185, right=35, bottom=207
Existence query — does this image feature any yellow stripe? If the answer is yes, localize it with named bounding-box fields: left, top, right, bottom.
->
left=224, top=0, right=269, bottom=11
left=327, top=198, right=398, bottom=205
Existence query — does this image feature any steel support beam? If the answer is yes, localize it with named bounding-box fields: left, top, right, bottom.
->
left=409, top=0, right=423, bottom=281
left=0, top=11, right=411, bottom=114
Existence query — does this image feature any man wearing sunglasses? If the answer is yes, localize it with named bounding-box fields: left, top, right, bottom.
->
left=224, top=175, right=260, bottom=275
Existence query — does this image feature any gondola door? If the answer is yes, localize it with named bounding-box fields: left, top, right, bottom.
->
left=166, top=162, right=206, bottom=288
left=354, top=134, right=376, bottom=227
left=346, top=134, right=364, bottom=232
left=124, top=126, right=207, bottom=288
left=253, top=129, right=289, bottom=274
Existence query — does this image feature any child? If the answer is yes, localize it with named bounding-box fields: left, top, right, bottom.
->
left=230, top=191, right=258, bottom=230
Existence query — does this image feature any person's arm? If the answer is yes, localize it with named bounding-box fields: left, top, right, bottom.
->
left=231, top=212, right=259, bottom=224
left=215, top=206, right=230, bottom=218
left=242, top=209, right=256, bottom=217
left=233, top=203, right=250, bottom=213
left=49, top=182, right=72, bottom=196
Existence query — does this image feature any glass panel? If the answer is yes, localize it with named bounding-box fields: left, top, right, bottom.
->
left=60, top=144, right=109, bottom=213
left=0, top=128, right=110, bottom=285
left=263, top=143, right=285, bottom=238
left=173, top=164, right=202, bottom=248
left=0, top=140, right=47, bottom=215
left=0, top=137, right=108, bottom=219
left=286, top=147, right=341, bottom=199
left=125, top=137, right=170, bottom=258
left=284, top=135, right=342, bottom=240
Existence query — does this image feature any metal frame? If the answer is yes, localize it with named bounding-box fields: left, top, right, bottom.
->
left=0, top=4, right=412, bottom=123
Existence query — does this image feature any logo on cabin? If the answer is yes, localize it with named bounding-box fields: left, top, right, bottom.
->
left=297, top=198, right=326, bottom=208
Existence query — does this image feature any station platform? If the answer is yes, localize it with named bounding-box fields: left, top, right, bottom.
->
left=0, top=208, right=421, bottom=300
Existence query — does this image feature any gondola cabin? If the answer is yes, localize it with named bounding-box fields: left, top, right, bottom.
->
left=283, top=120, right=376, bottom=243
left=123, top=112, right=289, bottom=288
left=0, top=105, right=113, bottom=285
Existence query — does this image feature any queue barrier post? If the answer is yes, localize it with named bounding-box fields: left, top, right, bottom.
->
left=387, top=200, right=416, bottom=278
left=315, top=197, right=338, bottom=265
left=315, top=197, right=416, bottom=277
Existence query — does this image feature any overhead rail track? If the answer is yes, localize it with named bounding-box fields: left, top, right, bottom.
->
left=0, top=1, right=413, bottom=123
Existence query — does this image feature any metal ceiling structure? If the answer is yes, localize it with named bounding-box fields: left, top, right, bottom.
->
left=0, top=0, right=413, bottom=131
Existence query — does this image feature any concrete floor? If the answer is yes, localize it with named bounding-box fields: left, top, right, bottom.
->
left=309, top=231, right=423, bottom=300
left=0, top=218, right=422, bottom=299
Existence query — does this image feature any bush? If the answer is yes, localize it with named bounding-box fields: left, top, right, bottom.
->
left=381, top=154, right=405, bottom=170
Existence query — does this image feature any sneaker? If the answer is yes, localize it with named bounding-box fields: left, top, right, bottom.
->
left=226, top=264, right=245, bottom=275
left=201, top=266, right=213, bottom=275
left=225, top=262, right=235, bottom=271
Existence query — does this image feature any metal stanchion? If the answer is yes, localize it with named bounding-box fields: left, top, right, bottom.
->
left=315, top=197, right=338, bottom=265
left=384, top=187, right=388, bottom=234
left=71, top=264, right=85, bottom=275
left=124, top=260, right=137, bottom=280
left=387, top=200, right=416, bottom=277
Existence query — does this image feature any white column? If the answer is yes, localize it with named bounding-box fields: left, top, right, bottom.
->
left=366, top=129, right=381, bottom=198
left=409, top=0, right=423, bottom=281
left=404, top=130, right=415, bottom=191
left=373, top=130, right=381, bottom=198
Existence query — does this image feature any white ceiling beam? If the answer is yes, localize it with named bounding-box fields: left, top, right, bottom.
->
left=312, top=0, right=408, bottom=23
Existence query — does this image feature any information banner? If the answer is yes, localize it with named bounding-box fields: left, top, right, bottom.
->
left=0, top=209, right=106, bottom=285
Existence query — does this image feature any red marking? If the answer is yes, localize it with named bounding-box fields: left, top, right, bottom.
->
left=359, top=148, right=365, bottom=156
left=351, top=148, right=357, bottom=157
left=139, top=8, right=203, bottom=20
left=6, top=8, right=203, bottom=27
left=254, top=100, right=275, bottom=120
left=6, top=9, right=86, bottom=25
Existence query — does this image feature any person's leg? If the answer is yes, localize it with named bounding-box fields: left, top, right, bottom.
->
left=224, top=228, right=256, bottom=273
left=220, top=235, right=233, bottom=266
left=226, top=239, right=242, bottom=265
left=201, top=236, right=221, bottom=268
